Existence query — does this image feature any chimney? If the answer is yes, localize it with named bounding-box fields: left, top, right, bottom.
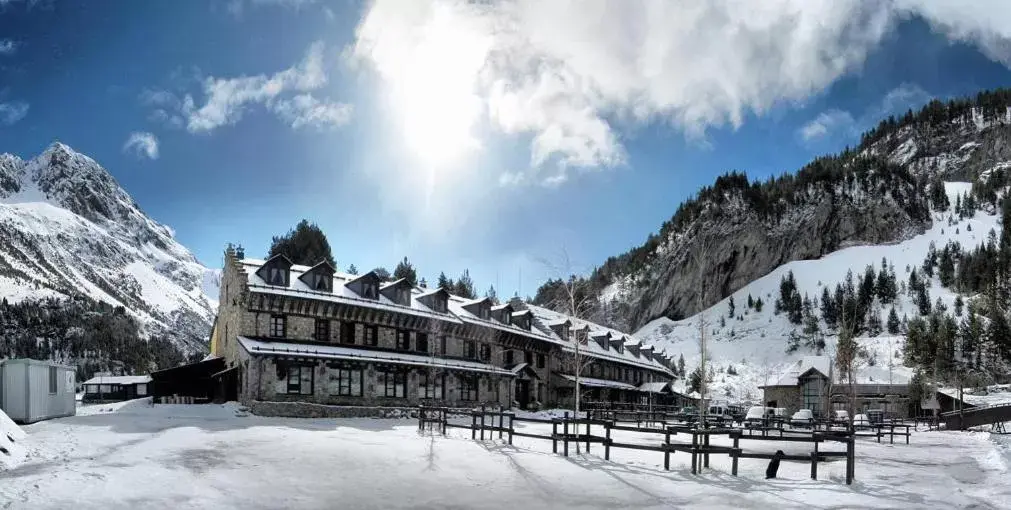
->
left=236, top=244, right=245, bottom=259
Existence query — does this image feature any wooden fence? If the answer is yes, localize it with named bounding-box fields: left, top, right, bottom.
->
left=418, top=405, right=858, bottom=485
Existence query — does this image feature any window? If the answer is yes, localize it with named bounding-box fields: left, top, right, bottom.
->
left=537, top=353, right=546, bottom=369
left=479, top=343, right=491, bottom=362
left=340, top=322, right=356, bottom=345
left=270, top=315, right=286, bottom=338
left=85, top=385, right=98, bottom=394
left=433, top=298, right=448, bottom=313
left=364, top=325, right=379, bottom=346
left=459, top=374, right=478, bottom=401
left=100, top=384, right=112, bottom=394
left=284, top=365, right=314, bottom=395
left=524, top=351, right=533, bottom=365
left=363, top=282, right=379, bottom=300
left=136, top=384, right=148, bottom=396
left=420, top=372, right=445, bottom=399
left=397, top=330, right=411, bottom=351
left=439, top=336, right=448, bottom=355
left=380, top=368, right=407, bottom=398
left=504, top=350, right=514, bottom=365
left=479, top=306, right=490, bottom=319
left=397, top=288, right=411, bottom=305
left=48, top=366, right=57, bottom=394
left=802, top=376, right=825, bottom=416
left=501, top=313, right=511, bottom=325
left=416, top=333, right=429, bottom=353
left=268, top=266, right=286, bottom=285
left=314, top=319, right=330, bottom=342
left=463, top=340, right=476, bottom=359
left=311, top=272, right=331, bottom=291
left=327, top=365, right=363, bottom=397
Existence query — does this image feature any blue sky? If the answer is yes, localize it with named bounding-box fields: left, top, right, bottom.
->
left=2, top=0, right=1011, bottom=298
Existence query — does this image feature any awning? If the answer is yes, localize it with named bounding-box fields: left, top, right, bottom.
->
left=560, top=374, right=638, bottom=391
left=210, top=366, right=239, bottom=379
left=238, top=337, right=514, bottom=376
left=506, top=363, right=540, bottom=379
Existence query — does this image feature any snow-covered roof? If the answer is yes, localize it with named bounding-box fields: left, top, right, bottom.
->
left=240, top=258, right=463, bottom=325
left=523, top=303, right=674, bottom=375
left=237, top=337, right=514, bottom=376
left=560, top=375, right=639, bottom=391
left=768, top=356, right=832, bottom=386
left=82, top=375, right=151, bottom=385
left=447, top=296, right=560, bottom=344
left=638, top=381, right=670, bottom=394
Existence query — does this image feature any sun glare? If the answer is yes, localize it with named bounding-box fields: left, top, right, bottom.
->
left=391, top=4, right=490, bottom=170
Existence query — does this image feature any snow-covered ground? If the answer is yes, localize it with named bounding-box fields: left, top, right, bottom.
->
left=638, top=182, right=998, bottom=403
left=1, top=402, right=1010, bottom=509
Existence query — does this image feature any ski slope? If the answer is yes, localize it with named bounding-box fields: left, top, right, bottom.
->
left=639, top=182, right=999, bottom=403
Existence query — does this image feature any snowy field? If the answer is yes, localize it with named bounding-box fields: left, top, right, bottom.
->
left=2, top=401, right=1010, bottom=509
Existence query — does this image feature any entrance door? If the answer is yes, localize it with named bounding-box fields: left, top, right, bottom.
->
left=516, top=380, right=531, bottom=409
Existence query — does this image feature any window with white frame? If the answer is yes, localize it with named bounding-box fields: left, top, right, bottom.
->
left=270, top=315, right=286, bottom=338
left=327, top=365, right=363, bottom=397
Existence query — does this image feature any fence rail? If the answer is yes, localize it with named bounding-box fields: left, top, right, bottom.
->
left=418, top=405, right=872, bottom=485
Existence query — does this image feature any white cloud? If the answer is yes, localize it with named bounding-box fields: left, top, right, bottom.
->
left=272, top=94, right=353, bottom=129
left=0, top=39, right=16, bottom=55
left=0, top=101, right=28, bottom=125
left=153, top=42, right=351, bottom=133
left=122, top=132, right=160, bottom=160
left=798, top=83, right=934, bottom=144
left=352, top=0, right=1011, bottom=186
left=353, top=0, right=896, bottom=185
left=799, top=109, right=856, bottom=141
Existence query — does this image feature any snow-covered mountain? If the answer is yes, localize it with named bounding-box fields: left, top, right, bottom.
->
left=637, top=181, right=996, bottom=403
left=0, top=142, right=218, bottom=353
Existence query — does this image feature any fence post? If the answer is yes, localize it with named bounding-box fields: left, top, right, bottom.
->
left=498, top=410, right=503, bottom=440
left=690, top=432, right=698, bottom=474
left=731, top=433, right=740, bottom=476
left=703, top=431, right=710, bottom=468
left=441, top=408, right=447, bottom=435
left=563, top=415, right=570, bottom=457
left=664, top=427, right=671, bottom=470
left=586, top=420, right=591, bottom=453
left=508, top=412, right=514, bottom=445
left=811, top=451, right=818, bottom=480
left=604, top=421, right=611, bottom=461
left=471, top=411, right=477, bottom=440
left=846, top=437, right=855, bottom=485
left=418, top=405, right=424, bottom=432
left=905, top=425, right=910, bottom=445
left=480, top=406, right=486, bottom=441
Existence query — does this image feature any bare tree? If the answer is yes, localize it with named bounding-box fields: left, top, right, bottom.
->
left=687, top=234, right=715, bottom=426
left=539, top=249, right=596, bottom=453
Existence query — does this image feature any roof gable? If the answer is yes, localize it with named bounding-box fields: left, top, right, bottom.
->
left=346, top=271, right=382, bottom=300
left=462, top=297, right=492, bottom=319
left=417, top=288, right=450, bottom=313
left=256, top=254, right=293, bottom=287
left=297, top=260, right=336, bottom=292
left=380, top=278, right=413, bottom=305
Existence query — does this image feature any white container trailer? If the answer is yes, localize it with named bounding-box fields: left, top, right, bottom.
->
left=0, top=359, right=76, bottom=424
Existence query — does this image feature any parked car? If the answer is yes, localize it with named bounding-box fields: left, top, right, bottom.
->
left=677, top=406, right=699, bottom=423
left=791, top=409, right=814, bottom=427
left=832, top=410, right=850, bottom=424
left=853, top=414, right=870, bottom=428
left=744, top=406, right=772, bottom=426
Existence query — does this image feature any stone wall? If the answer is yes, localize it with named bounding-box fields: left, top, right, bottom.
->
left=250, top=400, right=417, bottom=419
left=762, top=386, right=802, bottom=413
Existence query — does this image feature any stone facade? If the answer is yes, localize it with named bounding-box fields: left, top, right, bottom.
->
left=215, top=247, right=675, bottom=415
left=761, top=385, right=802, bottom=413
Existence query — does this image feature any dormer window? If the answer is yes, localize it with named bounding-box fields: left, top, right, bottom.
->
left=256, top=254, right=293, bottom=287
left=502, top=312, right=511, bottom=325
left=397, top=287, right=410, bottom=305
left=480, top=305, right=490, bottom=319
left=512, top=310, right=532, bottom=330
left=418, top=288, right=450, bottom=313
left=462, top=298, right=492, bottom=320
left=363, top=282, right=378, bottom=299
left=379, top=279, right=412, bottom=306
left=297, top=260, right=334, bottom=292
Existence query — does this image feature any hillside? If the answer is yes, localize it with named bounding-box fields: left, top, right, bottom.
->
left=0, top=142, right=218, bottom=373
left=637, top=182, right=995, bottom=403
left=571, top=90, right=1011, bottom=333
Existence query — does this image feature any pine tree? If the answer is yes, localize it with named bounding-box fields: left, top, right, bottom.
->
left=916, top=285, right=931, bottom=316
left=373, top=267, right=391, bottom=281
left=454, top=269, right=476, bottom=299
left=938, top=247, right=955, bottom=288
left=485, top=285, right=498, bottom=304
left=393, top=257, right=418, bottom=286
left=728, top=296, right=735, bottom=318
left=677, top=354, right=685, bottom=377
left=887, top=307, right=900, bottom=334
left=876, top=258, right=897, bottom=303
left=821, top=286, right=837, bottom=329
left=954, top=295, right=964, bottom=317
left=747, top=294, right=754, bottom=309
left=866, top=307, right=883, bottom=337
left=858, top=265, right=876, bottom=315
left=754, top=297, right=764, bottom=312
left=267, top=219, right=335, bottom=266
left=346, top=264, right=359, bottom=275
left=437, top=272, right=451, bottom=290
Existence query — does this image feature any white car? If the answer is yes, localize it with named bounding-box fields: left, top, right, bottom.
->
left=853, top=414, right=870, bottom=428
left=744, top=406, right=771, bottom=425
left=791, top=409, right=814, bottom=426
left=833, top=410, right=849, bottom=423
